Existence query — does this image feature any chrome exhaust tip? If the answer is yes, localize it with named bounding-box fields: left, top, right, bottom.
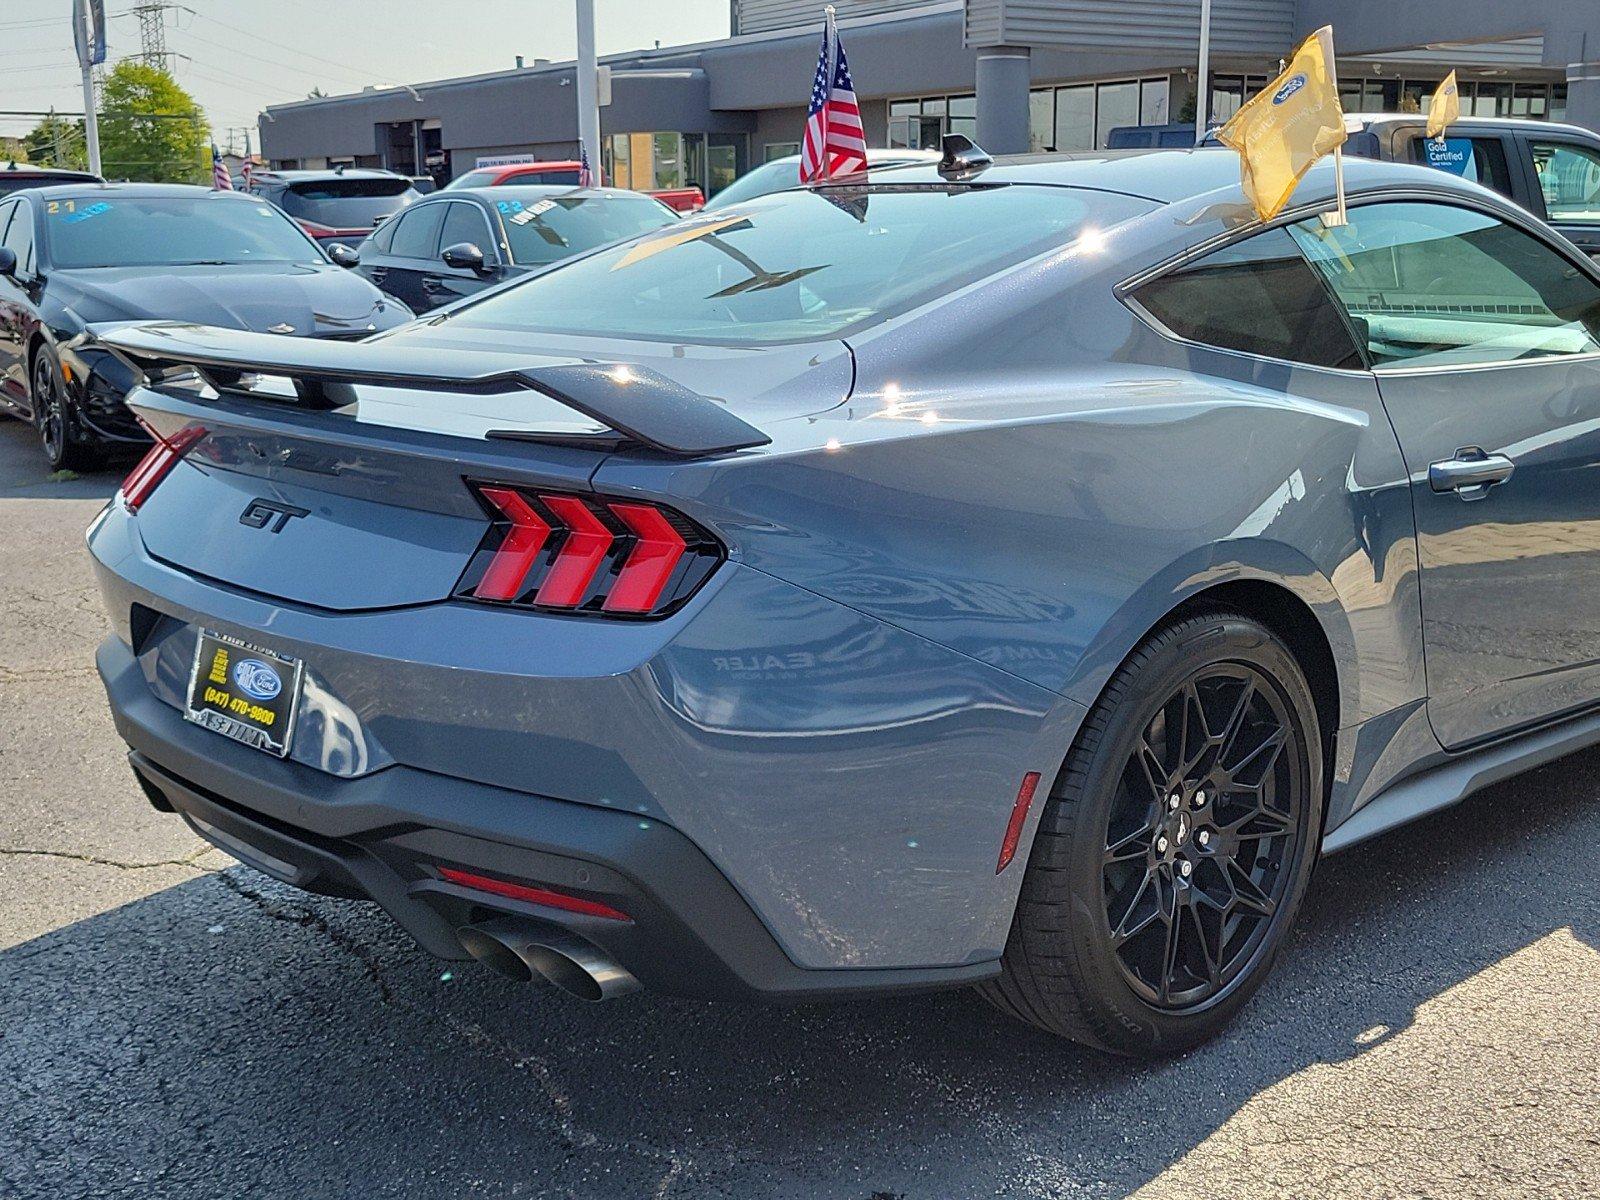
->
left=457, top=918, right=641, bottom=1002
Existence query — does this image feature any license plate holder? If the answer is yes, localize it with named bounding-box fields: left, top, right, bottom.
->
left=184, top=630, right=303, bottom=759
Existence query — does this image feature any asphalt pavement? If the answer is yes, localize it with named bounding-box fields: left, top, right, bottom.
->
left=1, top=415, right=1598, bottom=1199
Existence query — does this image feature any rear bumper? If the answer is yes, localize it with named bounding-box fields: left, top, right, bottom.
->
left=101, top=636, right=998, bottom=1001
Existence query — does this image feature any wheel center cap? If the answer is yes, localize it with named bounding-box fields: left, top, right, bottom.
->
left=1171, top=811, right=1191, bottom=847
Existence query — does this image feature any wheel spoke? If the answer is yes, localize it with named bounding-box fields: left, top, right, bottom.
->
left=1227, top=860, right=1277, bottom=919
left=1157, top=891, right=1182, bottom=1003
left=1186, top=900, right=1221, bottom=989
left=1108, top=871, right=1158, bottom=946
left=1226, top=726, right=1287, bottom=787
left=1216, top=680, right=1256, bottom=764
left=1104, top=824, right=1155, bottom=866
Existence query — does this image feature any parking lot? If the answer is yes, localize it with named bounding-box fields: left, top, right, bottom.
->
left=1, top=415, right=1598, bottom=1199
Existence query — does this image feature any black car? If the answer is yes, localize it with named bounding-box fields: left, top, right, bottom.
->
left=247, top=167, right=421, bottom=249
left=0, top=162, right=103, bottom=198
left=354, top=186, right=677, bottom=314
left=0, top=183, right=411, bottom=470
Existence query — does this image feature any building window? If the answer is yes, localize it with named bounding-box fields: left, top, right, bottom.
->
left=1021, top=77, right=1171, bottom=152
left=887, top=93, right=973, bottom=149
left=765, top=141, right=800, bottom=162
left=1334, top=77, right=1565, bottom=124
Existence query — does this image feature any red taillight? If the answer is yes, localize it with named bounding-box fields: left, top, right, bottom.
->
left=534, top=494, right=613, bottom=607
left=437, top=866, right=631, bottom=922
left=996, top=771, right=1042, bottom=874
left=475, top=487, right=551, bottom=601
left=294, top=217, right=366, bottom=239
left=120, top=423, right=207, bottom=512
left=458, top=482, right=717, bottom=618
left=604, top=502, right=688, bottom=614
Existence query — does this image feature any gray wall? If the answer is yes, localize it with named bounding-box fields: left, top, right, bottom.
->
left=965, top=0, right=1296, bottom=52
left=734, top=0, right=940, bottom=36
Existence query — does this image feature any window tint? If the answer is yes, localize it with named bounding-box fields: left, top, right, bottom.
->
left=367, top=214, right=396, bottom=252
left=1531, top=141, right=1600, bottom=225
left=439, top=202, right=495, bottom=259
left=454, top=185, right=1153, bottom=345
left=388, top=203, right=446, bottom=259
left=1290, top=202, right=1600, bottom=369
left=1132, top=228, right=1363, bottom=369
left=1408, top=136, right=1513, bottom=200
left=0, top=201, right=14, bottom=249
left=282, top=177, right=416, bottom=227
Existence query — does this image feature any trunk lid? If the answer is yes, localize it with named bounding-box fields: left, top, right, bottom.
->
left=112, top=323, right=850, bottom=611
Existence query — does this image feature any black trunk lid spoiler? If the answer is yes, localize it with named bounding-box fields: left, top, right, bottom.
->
left=92, top=321, right=772, bottom=457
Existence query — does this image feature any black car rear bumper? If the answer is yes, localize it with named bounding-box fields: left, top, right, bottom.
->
left=99, top=636, right=998, bottom=1002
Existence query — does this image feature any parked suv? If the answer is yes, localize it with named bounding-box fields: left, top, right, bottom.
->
left=248, top=167, right=421, bottom=248
left=445, top=160, right=705, bottom=212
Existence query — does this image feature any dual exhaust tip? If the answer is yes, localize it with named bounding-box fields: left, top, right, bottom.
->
left=457, top=917, right=640, bottom=1002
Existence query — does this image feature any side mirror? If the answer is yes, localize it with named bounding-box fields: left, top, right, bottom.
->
left=0, top=247, right=15, bottom=277
left=441, top=241, right=488, bottom=273
left=327, top=243, right=360, bottom=268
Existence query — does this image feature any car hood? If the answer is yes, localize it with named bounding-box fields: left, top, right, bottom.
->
left=54, top=262, right=405, bottom=337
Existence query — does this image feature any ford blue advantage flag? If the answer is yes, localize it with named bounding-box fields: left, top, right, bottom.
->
left=73, top=0, right=107, bottom=68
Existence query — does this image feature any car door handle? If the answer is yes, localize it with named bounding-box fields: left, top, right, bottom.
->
left=368, top=267, right=388, bottom=283
left=422, top=278, right=447, bottom=293
left=1429, top=449, right=1514, bottom=498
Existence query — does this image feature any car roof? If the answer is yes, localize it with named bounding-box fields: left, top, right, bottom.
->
left=1, top=163, right=100, bottom=178
left=255, top=168, right=408, bottom=181
left=864, top=147, right=1483, bottom=205
left=1349, top=112, right=1597, bottom=139
left=763, top=148, right=942, bottom=169
left=482, top=161, right=583, bottom=171
left=432, top=185, right=657, bottom=202
left=18, top=181, right=272, bottom=201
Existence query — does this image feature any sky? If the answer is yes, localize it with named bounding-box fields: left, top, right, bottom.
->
left=0, top=1, right=730, bottom=148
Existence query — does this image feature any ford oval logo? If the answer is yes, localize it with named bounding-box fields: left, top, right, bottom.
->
left=233, top=659, right=282, bottom=701
left=1272, top=74, right=1308, bottom=105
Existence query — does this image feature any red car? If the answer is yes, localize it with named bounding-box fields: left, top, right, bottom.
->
left=443, top=160, right=704, bottom=212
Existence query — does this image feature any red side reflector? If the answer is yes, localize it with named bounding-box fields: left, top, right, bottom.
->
left=475, top=487, right=552, bottom=601
left=534, top=494, right=612, bottom=607
left=120, top=424, right=207, bottom=513
left=437, top=866, right=630, bottom=922
left=603, top=502, right=688, bottom=613
left=996, top=771, right=1042, bottom=874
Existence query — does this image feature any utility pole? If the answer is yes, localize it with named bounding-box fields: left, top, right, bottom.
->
left=1195, top=0, right=1212, bottom=145
left=72, top=0, right=106, bottom=175
left=574, top=0, right=601, bottom=184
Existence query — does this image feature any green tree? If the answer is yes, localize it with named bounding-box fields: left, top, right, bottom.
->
left=99, top=61, right=207, bottom=183
left=22, top=115, right=87, bottom=170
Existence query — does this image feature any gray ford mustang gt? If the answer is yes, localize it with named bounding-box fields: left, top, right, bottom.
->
left=87, top=143, right=1600, bottom=1056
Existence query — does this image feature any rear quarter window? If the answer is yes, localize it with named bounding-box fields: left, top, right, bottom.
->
left=1131, top=228, right=1365, bottom=369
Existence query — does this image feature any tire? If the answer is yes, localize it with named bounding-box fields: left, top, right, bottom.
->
left=32, top=344, right=104, bottom=473
left=980, top=610, right=1324, bottom=1057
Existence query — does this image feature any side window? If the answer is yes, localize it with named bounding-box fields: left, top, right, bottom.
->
left=439, top=202, right=496, bottom=260
left=388, top=203, right=445, bottom=259
left=1530, top=141, right=1600, bottom=225
left=3, top=200, right=33, bottom=276
left=0, top=201, right=15, bottom=250
left=367, top=212, right=397, bottom=252
left=1131, top=228, right=1364, bottom=369
left=1407, top=136, right=1514, bottom=200
left=1290, top=201, right=1600, bottom=370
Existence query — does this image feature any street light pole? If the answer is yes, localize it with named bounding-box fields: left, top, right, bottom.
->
left=1195, top=0, right=1212, bottom=145
left=574, top=0, right=601, bottom=183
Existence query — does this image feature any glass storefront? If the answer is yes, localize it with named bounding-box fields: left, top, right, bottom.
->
left=603, top=131, right=748, bottom=197
left=1028, top=77, right=1170, bottom=152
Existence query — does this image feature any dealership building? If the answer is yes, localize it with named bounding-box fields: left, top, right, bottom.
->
left=258, top=0, right=1600, bottom=197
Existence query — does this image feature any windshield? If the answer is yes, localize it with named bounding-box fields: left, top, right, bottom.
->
left=701, top=159, right=799, bottom=211
left=451, top=184, right=1153, bottom=344
left=493, top=193, right=676, bottom=266
left=43, top=194, right=322, bottom=268
left=282, top=177, right=416, bottom=227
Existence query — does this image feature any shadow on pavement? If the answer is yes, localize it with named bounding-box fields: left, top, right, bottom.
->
left=3, top=743, right=1599, bottom=1199
left=0, top=419, right=126, bottom=501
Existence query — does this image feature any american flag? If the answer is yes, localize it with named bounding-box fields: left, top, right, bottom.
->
left=242, top=159, right=254, bottom=190
left=800, top=9, right=867, bottom=184
left=578, top=141, right=594, bottom=188
left=211, top=145, right=233, bottom=191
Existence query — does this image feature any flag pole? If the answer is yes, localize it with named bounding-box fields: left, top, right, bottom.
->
left=1320, top=28, right=1347, bottom=227
left=823, top=4, right=838, bottom=181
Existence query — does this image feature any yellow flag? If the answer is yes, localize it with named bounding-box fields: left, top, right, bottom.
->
left=1217, top=26, right=1347, bottom=222
left=1426, top=70, right=1460, bottom=141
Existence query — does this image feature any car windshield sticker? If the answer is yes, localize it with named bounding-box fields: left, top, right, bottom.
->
left=46, top=199, right=111, bottom=222
left=508, top=199, right=559, bottom=225
left=610, top=215, right=751, bottom=271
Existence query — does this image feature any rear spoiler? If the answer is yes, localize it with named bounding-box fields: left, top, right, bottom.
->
left=91, top=321, right=772, bottom=458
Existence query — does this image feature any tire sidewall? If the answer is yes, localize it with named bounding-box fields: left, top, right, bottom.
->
left=1060, top=615, right=1324, bottom=1054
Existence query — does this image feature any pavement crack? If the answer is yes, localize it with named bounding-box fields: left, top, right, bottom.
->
left=0, top=845, right=217, bottom=872
left=208, top=870, right=693, bottom=1196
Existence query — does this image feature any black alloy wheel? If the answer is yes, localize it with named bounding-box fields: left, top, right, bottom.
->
left=979, top=610, right=1323, bottom=1057
left=32, top=346, right=101, bottom=472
